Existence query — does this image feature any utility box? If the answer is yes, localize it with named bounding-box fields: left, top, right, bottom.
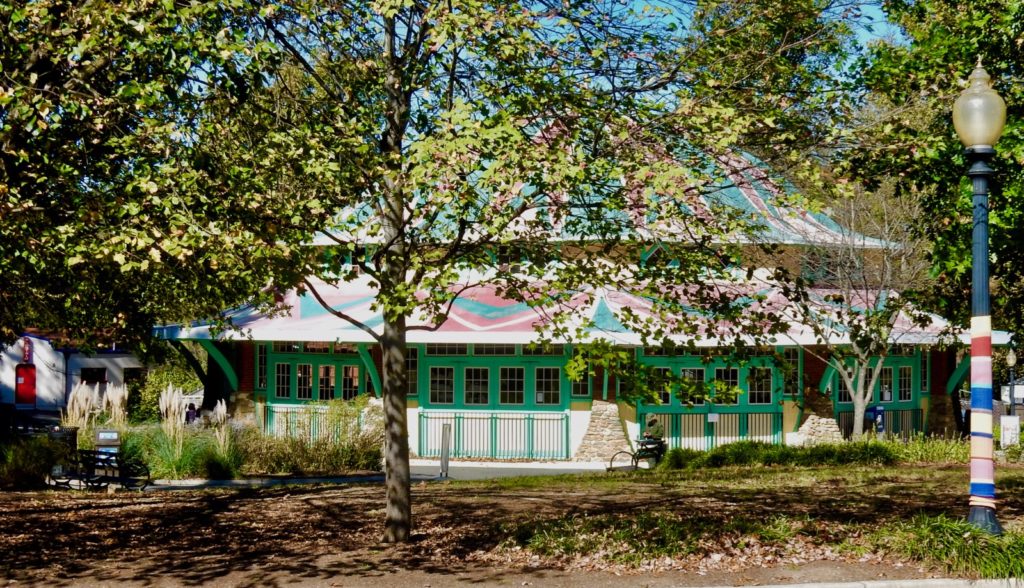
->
left=95, top=429, right=120, bottom=455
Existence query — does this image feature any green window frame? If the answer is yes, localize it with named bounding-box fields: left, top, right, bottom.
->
left=406, top=348, right=419, bottom=396
left=653, top=366, right=673, bottom=405
left=257, top=345, right=267, bottom=390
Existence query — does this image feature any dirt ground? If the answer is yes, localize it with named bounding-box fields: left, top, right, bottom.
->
left=0, top=467, right=1005, bottom=587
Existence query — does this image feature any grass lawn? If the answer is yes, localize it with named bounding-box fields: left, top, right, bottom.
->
left=2, top=462, right=1024, bottom=585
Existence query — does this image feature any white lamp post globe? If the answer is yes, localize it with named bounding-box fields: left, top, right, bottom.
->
left=953, top=60, right=1007, bottom=148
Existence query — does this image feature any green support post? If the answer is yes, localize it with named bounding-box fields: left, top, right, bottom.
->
left=197, top=340, right=239, bottom=391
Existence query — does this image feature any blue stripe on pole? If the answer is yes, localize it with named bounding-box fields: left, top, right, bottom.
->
left=973, top=432, right=994, bottom=439
left=970, top=482, right=996, bottom=498
left=971, top=386, right=993, bottom=405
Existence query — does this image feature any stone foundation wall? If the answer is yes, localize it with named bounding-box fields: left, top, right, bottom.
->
left=573, top=401, right=631, bottom=461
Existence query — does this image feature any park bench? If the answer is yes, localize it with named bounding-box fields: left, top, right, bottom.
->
left=50, top=449, right=151, bottom=491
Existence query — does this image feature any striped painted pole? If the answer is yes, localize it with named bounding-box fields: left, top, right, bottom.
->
left=966, top=147, right=1002, bottom=535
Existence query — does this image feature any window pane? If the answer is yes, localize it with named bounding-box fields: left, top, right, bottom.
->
left=275, top=364, right=291, bottom=399
left=342, top=365, right=360, bottom=400
left=571, top=371, right=590, bottom=397
left=681, top=368, right=705, bottom=405
left=304, top=342, right=331, bottom=353
left=257, top=346, right=268, bottom=389
left=523, top=345, right=564, bottom=356
left=500, top=367, right=524, bottom=404
left=535, top=367, right=560, bottom=405
left=464, top=367, right=489, bottom=405
left=838, top=373, right=852, bottom=403
left=783, top=348, right=799, bottom=396
left=653, top=367, right=672, bottom=405
left=406, top=348, right=418, bottom=396
left=749, top=368, right=772, bottom=405
left=880, top=367, right=893, bottom=402
left=920, top=350, right=930, bottom=392
left=296, top=364, right=313, bottom=399
left=899, top=366, right=912, bottom=401
left=474, top=344, right=516, bottom=356
left=714, top=367, right=739, bottom=404
left=426, top=344, right=468, bottom=356
left=430, top=367, right=454, bottom=404
left=272, top=341, right=300, bottom=353
left=334, top=344, right=358, bottom=354
left=318, top=365, right=335, bottom=400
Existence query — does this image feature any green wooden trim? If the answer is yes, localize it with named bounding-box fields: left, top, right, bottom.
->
left=357, top=344, right=381, bottom=398
left=947, top=355, right=970, bottom=395
left=601, top=368, right=609, bottom=401
left=819, top=362, right=837, bottom=396
left=198, top=340, right=239, bottom=391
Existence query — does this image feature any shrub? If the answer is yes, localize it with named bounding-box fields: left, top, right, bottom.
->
left=130, top=360, right=202, bottom=423
left=234, top=425, right=382, bottom=475
left=0, top=436, right=66, bottom=489
left=879, top=434, right=969, bottom=464
left=658, top=440, right=897, bottom=470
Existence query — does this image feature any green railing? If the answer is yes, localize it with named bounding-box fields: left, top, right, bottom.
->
left=640, top=411, right=784, bottom=451
left=418, top=410, right=570, bottom=459
left=263, top=404, right=364, bottom=442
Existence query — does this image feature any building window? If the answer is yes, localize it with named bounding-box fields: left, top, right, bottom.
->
left=342, top=365, right=360, bottom=400
left=500, top=367, right=525, bottom=404
left=474, top=344, right=516, bottom=356
left=273, top=341, right=300, bottom=353
left=318, top=365, right=335, bottom=400
left=920, top=350, right=930, bottom=392
left=296, top=364, right=313, bottom=399
left=304, top=342, right=331, bottom=353
left=257, top=345, right=268, bottom=389
left=430, top=367, right=454, bottom=404
left=899, top=366, right=912, bottom=401
left=880, top=367, right=893, bottom=402
left=464, top=367, right=489, bottom=405
left=571, top=371, right=590, bottom=398
left=334, top=343, right=357, bottom=354
left=523, top=344, right=564, bottom=356
left=749, top=368, right=772, bottom=405
left=681, top=368, right=705, bottom=405
left=365, top=370, right=376, bottom=396
left=837, top=373, right=852, bottom=403
left=535, top=367, right=560, bottom=405
left=783, top=348, right=799, bottom=396
left=275, top=364, right=291, bottom=399
left=426, top=344, right=468, bottom=356
left=653, top=367, right=673, bottom=405
left=406, top=348, right=418, bottom=396
left=714, top=367, right=739, bottom=404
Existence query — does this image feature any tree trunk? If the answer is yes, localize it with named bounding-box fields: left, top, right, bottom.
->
left=381, top=315, right=412, bottom=542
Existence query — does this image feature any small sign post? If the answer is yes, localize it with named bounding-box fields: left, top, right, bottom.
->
left=439, top=423, right=451, bottom=478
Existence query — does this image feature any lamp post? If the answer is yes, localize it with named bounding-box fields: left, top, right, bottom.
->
left=1008, top=349, right=1017, bottom=417
left=953, top=58, right=1006, bottom=535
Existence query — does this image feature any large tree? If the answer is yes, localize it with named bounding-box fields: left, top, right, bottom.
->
left=848, top=0, right=1024, bottom=337
left=202, top=0, right=859, bottom=543
left=0, top=1, right=312, bottom=349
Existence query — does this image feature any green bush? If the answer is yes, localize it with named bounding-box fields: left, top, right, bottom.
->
left=0, top=436, right=66, bottom=489
left=879, top=434, right=969, bottom=464
left=658, top=441, right=898, bottom=470
left=234, top=425, right=382, bottom=475
left=125, top=426, right=240, bottom=479
left=129, top=358, right=203, bottom=423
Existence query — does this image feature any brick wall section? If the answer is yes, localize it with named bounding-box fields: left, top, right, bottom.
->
left=573, top=401, right=632, bottom=461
